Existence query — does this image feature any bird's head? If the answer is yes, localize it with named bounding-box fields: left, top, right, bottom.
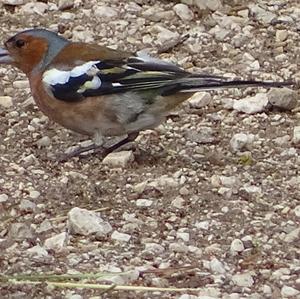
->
left=0, top=28, right=69, bottom=74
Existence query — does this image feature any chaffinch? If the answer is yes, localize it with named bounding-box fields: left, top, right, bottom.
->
left=0, top=28, right=294, bottom=161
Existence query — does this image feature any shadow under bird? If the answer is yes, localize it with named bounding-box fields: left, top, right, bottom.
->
left=0, top=29, right=294, bottom=161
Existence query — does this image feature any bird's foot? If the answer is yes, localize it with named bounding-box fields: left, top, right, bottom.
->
left=57, top=132, right=139, bottom=162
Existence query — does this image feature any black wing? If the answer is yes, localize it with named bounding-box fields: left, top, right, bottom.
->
left=42, top=55, right=190, bottom=102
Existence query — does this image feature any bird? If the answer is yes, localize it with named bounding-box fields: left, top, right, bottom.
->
left=0, top=28, right=294, bottom=161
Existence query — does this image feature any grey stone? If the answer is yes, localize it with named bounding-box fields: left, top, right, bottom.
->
left=283, top=228, right=300, bottom=243
left=93, top=6, right=118, bottom=20
left=19, top=199, right=37, bottom=212
left=230, top=133, right=255, bottom=152
left=36, top=136, right=51, bottom=148
left=267, top=88, right=297, bottom=110
left=249, top=4, right=276, bottom=24
left=144, top=243, right=165, bottom=254
left=111, top=231, right=131, bottom=242
left=68, top=207, right=112, bottom=236
left=20, top=2, right=48, bottom=15
left=44, top=232, right=68, bottom=251
left=186, top=127, right=215, bottom=144
left=173, top=3, right=194, bottom=21
left=9, top=223, right=36, bottom=240
left=27, top=245, right=48, bottom=257
left=169, top=242, right=189, bottom=253
left=232, top=272, right=254, bottom=287
left=281, top=286, right=300, bottom=297
left=0, top=194, right=8, bottom=203
left=210, top=258, right=226, bottom=274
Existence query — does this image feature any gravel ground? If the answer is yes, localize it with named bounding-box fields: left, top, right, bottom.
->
left=0, top=0, right=300, bottom=298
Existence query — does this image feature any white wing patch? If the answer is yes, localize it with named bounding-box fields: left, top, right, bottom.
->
left=42, top=60, right=101, bottom=86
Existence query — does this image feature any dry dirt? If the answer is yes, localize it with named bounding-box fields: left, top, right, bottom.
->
left=0, top=0, right=299, bottom=299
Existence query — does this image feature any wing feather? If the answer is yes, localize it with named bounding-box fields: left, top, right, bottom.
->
left=42, top=54, right=189, bottom=102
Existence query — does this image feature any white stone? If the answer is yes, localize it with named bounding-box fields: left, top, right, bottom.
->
left=44, top=232, right=68, bottom=251
left=178, top=295, right=199, bottom=299
left=173, top=3, right=194, bottom=21
left=0, top=96, right=13, bottom=108
left=171, top=196, right=185, bottom=208
left=13, top=80, right=29, bottom=89
left=209, top=26, right=230, bottom=42
left=68, top=207, right=112, bottom=236
left=284, top=228, right=300, bottom=243
left=292, top=126, right=300, bottom=145
left=230, top=133, right=255, bottom=152
left=188, top=92, right=212, bottom=108
left=176, top=231, right=190, bottom=242
left=136, top=198, right=153, bottom=207
left=276, top=30, right=288, bottom=42
left=2, top=0, right=24, bottom=4
left=66, top=295, right=82, bottom=299
left=111, top=231, right=131, bottom=242
left=27, top=245, right=48, bottom=257
left=232, top=272, right=254, bottom=287
left=242, top=185, right=262, bottom=195
left=274, top=135, right=290, bottom=146
left=267, top=88, right=297, bottom=110
left=60, top=12, right=75, bottom=20
left=281, top=286, right=300, bottom=297
left=194, top=0, right=222, bottom=11
left=169, top=242, right=188, bottom=253
left=145, top=243, right=165, bottom=254
left=21, top=2, right=48, bottom=15
left=262, top=284, right=272, bottom=294
left=195, top=220, right=210, bottom=230
left=142, top=7, right=165, bottom=22
left=102, top=151, right=134, bottom=168
left=210, top=258, right=226, bottom=274
left=294, top=205, right=300, bottom=217
left=155, top=175, right=179, bottom=188
left=219, top=176, right=238, bottom=188
left=93, top=6, right=118, bottom=19
left=104, top=270, right=139, bottom=285
left=233, top=93, right=268, bottom=114
left=0, top=194, right=8, bottom=203
left=151, top=24, right=180, bottom=45
left=230, top=239, right=245, bottom=253
left=36, top=136, right=51, bottom=148
left=29, top=190, right=40, bottom=199
left=275, top=54, right=288, bottom=62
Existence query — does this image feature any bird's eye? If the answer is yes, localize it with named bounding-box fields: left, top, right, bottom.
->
left=15, top=39, right=25, bottom=48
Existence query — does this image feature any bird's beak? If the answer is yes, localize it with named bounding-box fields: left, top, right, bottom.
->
left=0, top=47, right=14, bottom=64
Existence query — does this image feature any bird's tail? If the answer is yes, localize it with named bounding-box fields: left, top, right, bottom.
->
left=162, top=74, right=295, bottom=95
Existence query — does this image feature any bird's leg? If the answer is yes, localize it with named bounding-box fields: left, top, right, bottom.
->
left=57, top=132, right=104, bottom=162
left=96, top=132, right=139, bottom=156
left=58, top=132, right=139, bottom=162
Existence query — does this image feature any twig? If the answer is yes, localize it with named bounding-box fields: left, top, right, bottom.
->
left=9, top=280, right=201, bottom=292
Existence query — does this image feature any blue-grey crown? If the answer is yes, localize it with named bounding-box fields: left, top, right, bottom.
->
left=17, top=28, right=70, bottom=70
